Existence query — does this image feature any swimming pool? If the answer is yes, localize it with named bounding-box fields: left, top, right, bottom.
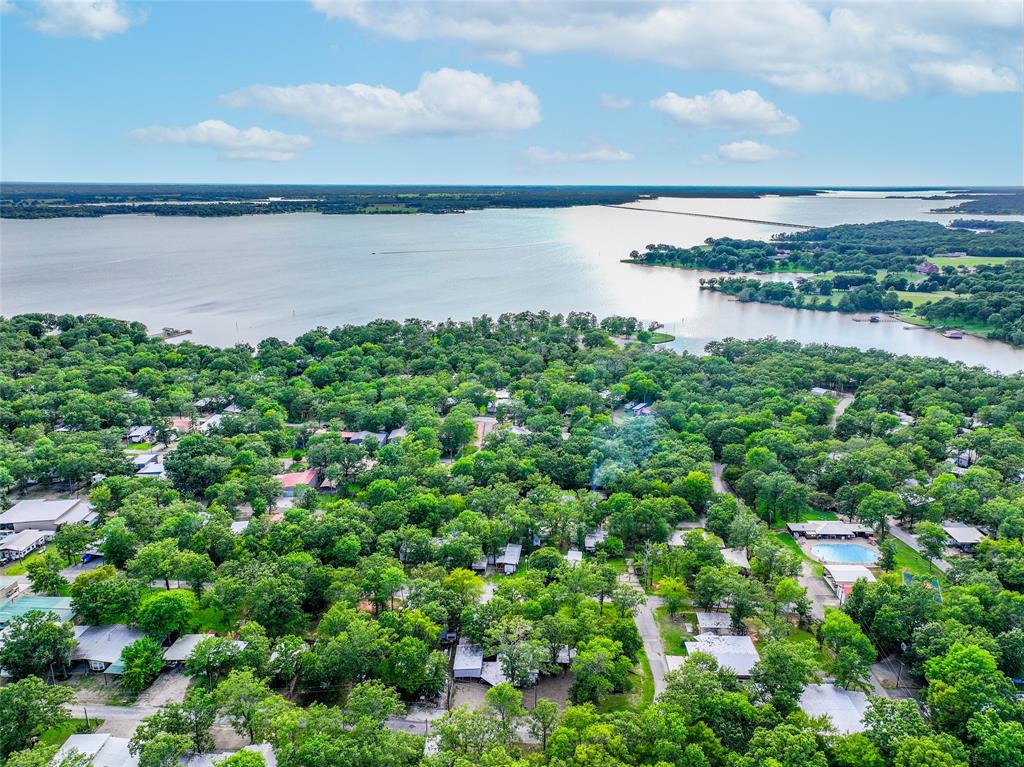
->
left=811, top=543, right=879, bottom=564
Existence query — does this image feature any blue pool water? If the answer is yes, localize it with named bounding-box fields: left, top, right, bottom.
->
left=811, top=543, right=879, bottom=564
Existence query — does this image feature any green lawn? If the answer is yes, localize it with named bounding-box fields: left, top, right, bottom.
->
left=773, top=531, right=823, bottom=576
left=2, top=542, right=57, bottom=575
left=37, top=718, right=100, bottom=748
left=596, top=657, right=649, bottom=712
left=929, top=255, right=1017, bottom=267
left=126, top=442, right=153, bottom=451
left=895, top=290, right=956, bottom=308
left=643, top=332, right=676, bottom=344
left=654, top=605, right=693, bottom=655
left=190, top=603, right=232, bottom=633
left=887, top=537, right=946, bottom=583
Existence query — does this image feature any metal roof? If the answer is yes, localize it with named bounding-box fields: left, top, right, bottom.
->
left=0, top=595, right=74, bottom=625
left=684, top=634, right=760, bottom=677
left=0, top=499, right=82, bottom=525
left=72, top=624, right=145, bottom=664
left=799, top=683, right=869, bottom=734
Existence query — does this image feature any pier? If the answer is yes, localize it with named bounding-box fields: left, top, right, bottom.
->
left=601, top=204, right=816, bottom=230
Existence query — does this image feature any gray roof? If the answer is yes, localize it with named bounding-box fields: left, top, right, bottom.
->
left=72, top=624, right=145, bottom=664
left=57, top=734, right=135, bottom=767
left=942, top=523, right=984, bottom=545
left=566, top=549, right=583, bottom=566
left=720, top=547, right=750, bottom=569
left=684, top=634, right=760, bottom=677
left=453, top=642, right=484, bottom=673
left=823, top=564, right=876, bottom=584
left=500, top=543, right=522, bottom=566
left=694, top=611, right=733, bottom=630
left=798, top=683, right=869, bottom=734
left=163, top=633, right=207, bottom=662
left=0, top=499, right=83, bottom=526
left=0, top=529, right=50, bottom=552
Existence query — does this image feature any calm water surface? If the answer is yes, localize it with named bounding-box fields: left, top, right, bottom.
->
left=3, top=192, right=1024, bottom=372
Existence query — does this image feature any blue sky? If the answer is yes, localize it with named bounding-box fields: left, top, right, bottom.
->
left=2, top=0, right=1022, bottom=185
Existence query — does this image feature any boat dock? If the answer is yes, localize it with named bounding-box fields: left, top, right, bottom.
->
left=601, top=204, right=816, bottom=229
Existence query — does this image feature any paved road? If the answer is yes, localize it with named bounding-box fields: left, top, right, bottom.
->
left=830, top=393, right=855, bottom=429
left=619, top=567, right=668, bottom=698
left=888, top=520, right=950, bottom=573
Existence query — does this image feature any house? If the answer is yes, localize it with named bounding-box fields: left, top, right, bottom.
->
left=0, top=595, right=74, bottom=626
left=275, top=468, right=320, bottom=497
left=809, top=387, right=833, bottom=397
left=942, top=523, right=985, bottom=551
left=56, top=734, right=137, bottom=767
left=799, top=684, right=869, bottom=734
left=341, top=430, right=388, bottom=445
left=486, top=390, right=514, bottom=415
left=170, top=416, right=197, bottom=435
left=0, top=498, right=96, bottom=533
left=684, top=634, right=760, bottom=678
left=823, top=564, right=876, bottom=603
left=499, top=543, right=522, bottom=575
left=223, top=403, right=243, bottom=414
left=126, top=425, right=155, bottom=443
left=566, top=549, right=583, bottom=567
left=584, top=528, right=608, bottom=552
left=0, top=529, right=53, bottom=562
left=386, top=425, right=409, bottom=441
left=453, top=643, right=484, bottom=678
left=720, top=547, right=750, bottom=570
left=786, top=521, right=871, bottom=539
left=629, top=402, right=653, bottom=417
left=200, top=414, right=224, bottom=432
left=163, top=633, right=208, bottom=667
left=952, top=449, right=977, bottom=469
left=131, top=453, right=159, bottom=471
left=482, top=655, right=538, bottom=687
left=694, top=610, right=733, bottom=635
left=916, top=260, right=940, bottom=275
left=135, top=460, right=167, bottom=479
left=72, top=624, right=146, bottom=672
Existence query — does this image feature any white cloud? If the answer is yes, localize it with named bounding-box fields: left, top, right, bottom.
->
left=30, top=0, right=138, bottom=39
left=912, top=61, right=1021, bottom=94
left=650, top=89, right=799, bottom=135
left=716, top=140, right=788, bottom=162
left=221, top=68, right=541, bottom=139
left=312, top=1, right=1024, bottom=99
left=1, top=0, right=15, bottom=14
left=128, top=120, right=313, bottom=162
left=524, top=143, right=634, bottom=164
left=600, top=93, right=632, bottom=110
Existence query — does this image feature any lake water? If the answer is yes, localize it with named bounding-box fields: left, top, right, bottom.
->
left=3, top=191, right=1024, bottom=372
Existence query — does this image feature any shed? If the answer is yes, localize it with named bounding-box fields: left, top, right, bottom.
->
left=499, top=543, right=523, bottom=575
left=584, top=528, right=608, bottom=552
left=684, top=634, right=760, bottom=678
left=453, top=643, right=484, bottom=678
left=72, top=624, right=146, bottom=671
left=694, top=611, right=733, bottom=635
left=798, top=683, right=869, bottom=734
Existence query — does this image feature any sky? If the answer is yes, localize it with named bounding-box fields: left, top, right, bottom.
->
left=1, top=0, right=1022, bottom=186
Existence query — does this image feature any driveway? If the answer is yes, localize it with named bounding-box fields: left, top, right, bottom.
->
left=830, top=393, right=855, bottom=429
left=619, top=568, right=668, bottom=698
left=797, top=561, right=839, bottom=620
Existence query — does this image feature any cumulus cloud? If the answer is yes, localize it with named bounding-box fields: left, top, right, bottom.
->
left=600, top=93, right=632, bottom=110
left=715, top=140, right=788, bottom=162
left=524, top=143, right=634, bottom=164
left=30, top=0, right=139, bottom=39
left=650, top=89, right=799, bottom=135
left=221, top=68, right=541, bottom=139
left=312, top=0, right=1023, bottom=99
left=912, top=61, right=1021, bottom=94
left=128, top=120, right=313, bottom=161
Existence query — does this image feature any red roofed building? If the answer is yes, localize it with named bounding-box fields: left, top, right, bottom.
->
left=275, top=468, right=320, bottom=496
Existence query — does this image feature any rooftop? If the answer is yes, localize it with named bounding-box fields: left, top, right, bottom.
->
left=720, top=547, right=750, bottom=569
left=0, top=498, right=83, bottom=526
left=163, top=633, right=208, bottom=663
left=824, top=564, right=876, bottom=584
left=798, top=683, right=869, bottom=734
left=694, top=611, right=733, bottom=630
left=453, top=642, right=484, bottom=672
left=0, top=595, right=74, bottom=625
left=72, top=624, right=146, bottom=664
left=942, top=523, right=984, bottom=545
left=275, top=468, right=319, bottom=488
left=684, top=633, right=760, bottom=677
left=0, top=528, right=50, bottom=552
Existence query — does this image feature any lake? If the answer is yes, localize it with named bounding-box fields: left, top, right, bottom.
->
left=3, top=190, right=1024, bottom=372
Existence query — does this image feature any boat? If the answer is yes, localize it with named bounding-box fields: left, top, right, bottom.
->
left=869, top=316, right=880, bottom=323
left=943, top=329, right=965, bottom=339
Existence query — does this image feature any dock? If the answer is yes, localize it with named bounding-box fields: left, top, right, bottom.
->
left=601, top=204, right=816, bottom=230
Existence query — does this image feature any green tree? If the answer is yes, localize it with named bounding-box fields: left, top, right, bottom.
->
left=0, top=610, right=76, bottom=681
left=484, top=682, right=524, bottom=744
left=213, top=751, right=267, bottom=767
left=856, top=490, right=903, bottom=537
left=915, top=521, right=947, bottom=570
left=569, top=637, right=632, bottom=704
left=820, top=609, right=875, bottom=690
left=216, top=670, right=287, bottom=743
left=25, top=551, right=67, bottom=596
left=893, top=735, right=968, bottom=767
left=99, top=516, right=138, bottom=568
left=749, top=641, right=817, bottom=714
left=175, top=551, right=215, bottom=597
left=134, top=733, right=192, bottom=767
left=53, top=523, right=95, bottom=566
left=526, top=698, right=560, bottom=751
left=878, top=538, right=897, bottom=571
left=129, top=539, right=181, bottom=589
left=659, top=577, right=689, bottom=616
left=0, top=676, right=74, bottom=759
left=137, top=590, right=196, bottom=642
left=121, top=637, right=166, bottom=693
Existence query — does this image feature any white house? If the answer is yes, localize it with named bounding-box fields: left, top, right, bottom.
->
left=499, top=543, right=522, bottom=575
left=0, top=529, right=53, bottom=562
left=72, top=625, right=145, bottom=672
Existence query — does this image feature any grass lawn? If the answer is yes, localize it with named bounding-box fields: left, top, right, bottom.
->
left=930, top=255, right=1016, bottom=267
left=888, top=537, right=946, bottom=583
left=895, top=290, right=956, bottom=308
left=596, top=658, right=648, bottom=712
left=775, top=627, right=829, bottom=667
left=2, top=542, right=57, bottom=575
left=190, top=603, right=232, bottom=633
left=654, top=605, right=693, bottom=655
left=126, top=442, right=153, bottom=451
left=638, top=650, right=655, bottom=706
left=37, top=718, right=101, bottom=748
left=773, top=531, right=823, bottom=576
left=643, top=332, right=676, bottom=344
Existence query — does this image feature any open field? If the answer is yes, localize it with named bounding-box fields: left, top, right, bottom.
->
left=930, top=255, right=1018, bottom=267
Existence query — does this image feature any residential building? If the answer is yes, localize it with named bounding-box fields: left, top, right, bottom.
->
left=785, top=521, right=871, bottom=539
left=942, top=523, right=985, bottom=551
left=126, top=425, right=155, bottom=443
left=684, top=634, right=760, bottom=678
left=823, top=564, right=876, bottom=603
left=275, top=468, right=321, bottom=497
left=0, top=595, right=74, bottom=626
left=453, top=643, right=484, bottom=679
left=0, top=498, right=96, bottom=533
left=0, top=529, right=53, bottom=562
left=72, top=624, right=146, bottom=672
left=798, top=684, right=869, bottom=734
left=499, top=543, right=522, bottom=575
left=694, top=610, right=733, bottom=635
